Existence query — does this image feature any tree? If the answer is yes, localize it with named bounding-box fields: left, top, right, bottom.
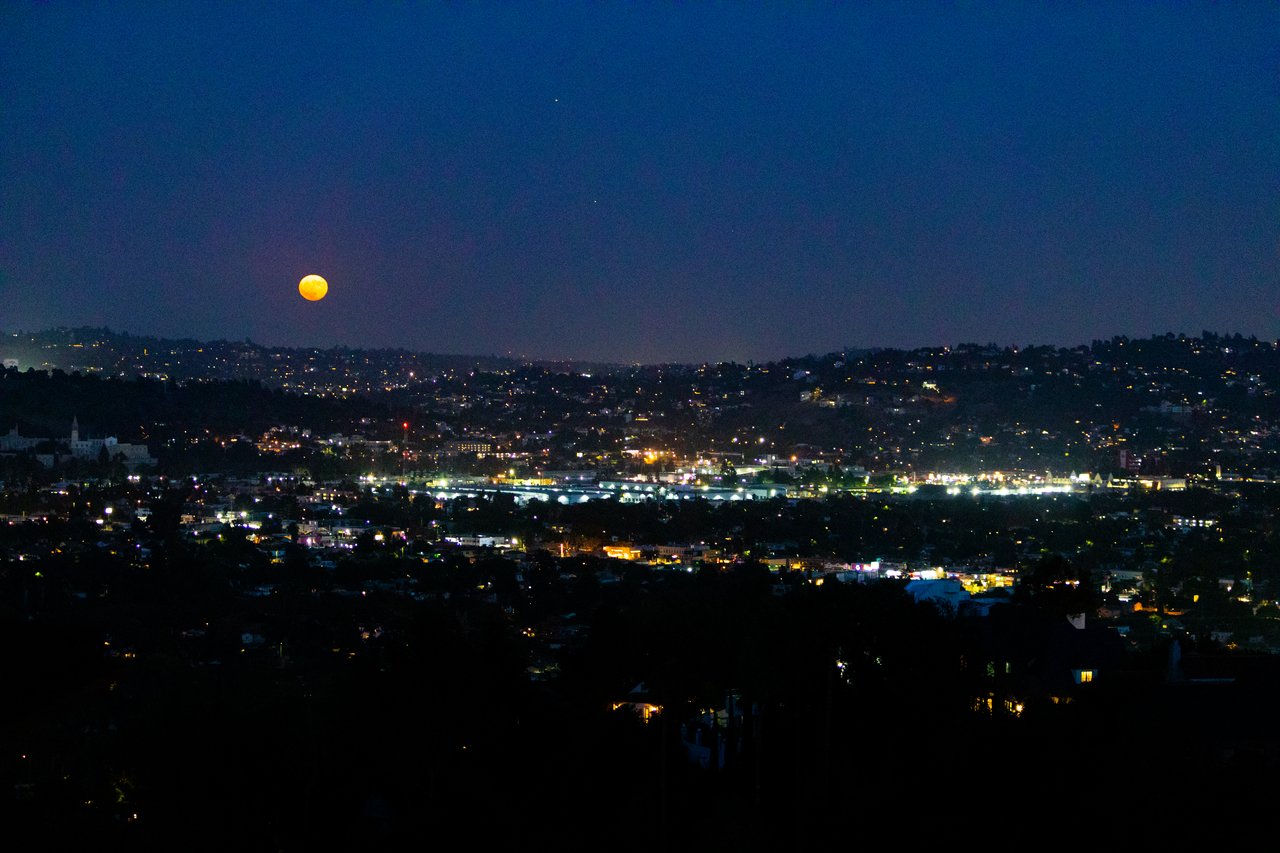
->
left=1015, top=554, right=1097, bottom=621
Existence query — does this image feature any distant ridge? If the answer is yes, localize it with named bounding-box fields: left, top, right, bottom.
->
left=2, top=326, right=1276, bottom=383
left=0, top=327, right=628, bottom=378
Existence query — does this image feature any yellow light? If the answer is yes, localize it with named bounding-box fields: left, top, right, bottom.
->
left=298, top=274, right=329, bottom=301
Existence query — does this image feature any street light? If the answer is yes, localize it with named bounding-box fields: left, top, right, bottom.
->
left=401, top=421, right=409, bottom=482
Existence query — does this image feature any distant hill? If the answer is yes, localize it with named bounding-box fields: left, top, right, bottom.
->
left=2, top=327, right=1278, bottom=479
left=0, top=327, right=626, bottom=380
left=0, top=367, right=384, bottom=443
left=5, top=326, right=1276, bottom=383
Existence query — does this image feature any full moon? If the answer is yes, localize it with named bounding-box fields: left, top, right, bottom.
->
left=298, top=274, right=328, bottom=301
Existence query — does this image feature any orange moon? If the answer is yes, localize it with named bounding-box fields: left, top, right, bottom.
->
left=298, top=274, right=328, bottom=301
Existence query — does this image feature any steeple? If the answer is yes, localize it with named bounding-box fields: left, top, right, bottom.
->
left=71, top=417, right=79, bottom=443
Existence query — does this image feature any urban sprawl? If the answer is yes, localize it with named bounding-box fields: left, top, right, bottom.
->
left=5, top=327, right=1280, bottom=845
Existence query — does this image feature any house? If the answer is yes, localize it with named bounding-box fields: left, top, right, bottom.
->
left=611, top=682, right=663, bottom=724
left=962, top=604, right=1125, bottom=711
left=905, top=578, right=970, bottom=616
left=680, top=690, right=756, bottom=770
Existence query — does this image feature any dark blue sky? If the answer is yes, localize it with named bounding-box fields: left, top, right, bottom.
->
left=2, top=3, right=1277, bottom=363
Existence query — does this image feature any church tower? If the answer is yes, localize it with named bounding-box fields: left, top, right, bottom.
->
left=71, top=417, right=80, bottom=444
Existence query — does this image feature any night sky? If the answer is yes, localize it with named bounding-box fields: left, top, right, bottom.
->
left=2, top=4, right=1277, bottom=364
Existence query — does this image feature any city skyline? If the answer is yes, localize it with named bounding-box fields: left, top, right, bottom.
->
left=3, top=4, right=1277, bottom=363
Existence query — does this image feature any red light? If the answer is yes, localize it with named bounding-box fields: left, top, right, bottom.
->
left=403, top=422, right=409, bottom=430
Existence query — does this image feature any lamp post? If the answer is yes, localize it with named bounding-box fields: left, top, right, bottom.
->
left=401, top=421, right=409, bottom=483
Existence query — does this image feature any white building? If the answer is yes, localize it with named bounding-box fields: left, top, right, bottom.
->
left=0, top=419, right=155, bottom=469
left=69, top=418, right=155, bottom=467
